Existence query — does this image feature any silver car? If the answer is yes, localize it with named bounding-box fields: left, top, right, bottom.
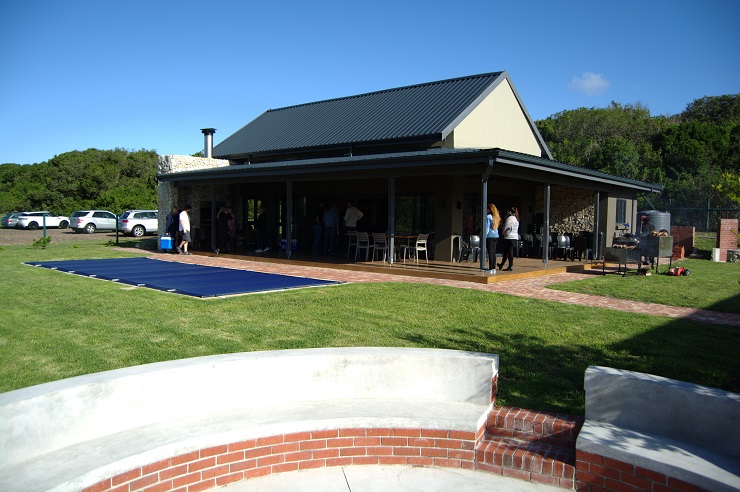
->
left=119, top=210, right=158, bottom=237
left=1, top=212, right=21, bottom=228
left=70, top=210, right=118, bottom=234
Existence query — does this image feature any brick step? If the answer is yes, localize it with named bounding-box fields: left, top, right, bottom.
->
left=476, top=436, right=576, bottom=488
left=487, top=406, right=583, bottom=447
left=474, top=407, right=584, bottom=488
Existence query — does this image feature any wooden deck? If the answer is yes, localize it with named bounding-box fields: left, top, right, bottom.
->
left=190, top=248, right=597, bottom=284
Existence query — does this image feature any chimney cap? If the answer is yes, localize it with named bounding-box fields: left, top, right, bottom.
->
left=201, top=128, right=216, bottom=135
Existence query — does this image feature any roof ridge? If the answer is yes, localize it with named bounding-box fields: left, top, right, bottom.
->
left=267, top=71, right=504, bottom=113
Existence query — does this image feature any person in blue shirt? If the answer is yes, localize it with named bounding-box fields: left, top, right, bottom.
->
left=323, top=203, right=340, bottom=255
left=485, top=203, right=501, bottom=273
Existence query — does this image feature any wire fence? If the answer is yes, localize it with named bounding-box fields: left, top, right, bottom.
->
left=668, top=207, right=740, bottom=232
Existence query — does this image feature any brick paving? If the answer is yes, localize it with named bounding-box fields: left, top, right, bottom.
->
left=144, top=251, right=740, bottom=327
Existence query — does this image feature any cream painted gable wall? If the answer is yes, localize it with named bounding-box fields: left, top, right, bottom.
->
left=451, top=78, right=542, bottom=156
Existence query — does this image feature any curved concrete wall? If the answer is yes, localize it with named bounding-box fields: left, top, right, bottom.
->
left=0, top=348, right=499, bottom=491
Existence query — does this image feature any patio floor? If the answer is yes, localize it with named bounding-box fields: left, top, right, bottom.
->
left=187, top=247, right=596, bottom=284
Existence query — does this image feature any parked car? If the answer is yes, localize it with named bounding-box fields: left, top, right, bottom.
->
left=15, top=211, right=69, bottom=230
left=119, top=210, right=158, bottom=237
left=70, top=210, right=118, bottom=234
left=1, top=212, right=22, bottom=228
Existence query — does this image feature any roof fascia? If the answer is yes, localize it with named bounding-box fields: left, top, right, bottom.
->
left=160, top=148, right=662, bottom=193
left=494, top=152, right=661, bottom=192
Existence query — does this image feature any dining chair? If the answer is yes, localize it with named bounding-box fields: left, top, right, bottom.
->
left=372, top=232, right=389, bottom=262
left=355, top=231, right=374, bottom=261
left=346, top=231, right=358, bottom=259
left=457, top=235, right=481, bottom=262
left=401, top=233, right=429, bottom=265
left=555, top=234, right=575, bottom=261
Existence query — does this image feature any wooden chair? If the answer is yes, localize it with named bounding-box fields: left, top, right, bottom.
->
left=401, top=233, right=429, bottom=265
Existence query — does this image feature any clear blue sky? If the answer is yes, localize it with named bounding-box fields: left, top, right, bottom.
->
left=1, top=0, right=738, bottom=165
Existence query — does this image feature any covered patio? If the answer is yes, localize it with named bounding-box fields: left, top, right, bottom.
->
left=184, top=243, right=597, bottom=285
left=157, top=72, right=661, bottom=273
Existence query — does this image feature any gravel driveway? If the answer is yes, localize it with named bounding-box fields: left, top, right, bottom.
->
left=0, top=227, right=146, bottom=246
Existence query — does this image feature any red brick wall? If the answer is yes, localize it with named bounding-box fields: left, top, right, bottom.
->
left=576, top=450, right=711, bottom=492
left=82, top=427, right=481, bottom=492
left=670, top=226, right=694, bottom=259
left=716, top=219, right=739, bottom=262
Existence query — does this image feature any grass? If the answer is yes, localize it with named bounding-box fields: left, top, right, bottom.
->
left=550, top=259, right=740, bottom=313
left=1, top=240, right=738, bottom=415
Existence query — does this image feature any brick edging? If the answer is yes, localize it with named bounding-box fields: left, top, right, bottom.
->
left=83, top=427, right=480, bottom=492
left=576, top=450, right=711, bottom=492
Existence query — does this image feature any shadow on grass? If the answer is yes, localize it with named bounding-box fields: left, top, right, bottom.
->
left=702, top=292, right=740, bottom=314
left=402, top=304, right=740, bottom=415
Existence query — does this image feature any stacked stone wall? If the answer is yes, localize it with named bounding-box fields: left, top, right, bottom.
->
left=157, top=155, right=232, bottom=236
left=535, top=186, right=595, bottom=234
left=158, top=155, right=230, bottom=174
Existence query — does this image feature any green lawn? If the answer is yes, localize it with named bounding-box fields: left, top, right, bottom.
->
left=550, top=258, right=740, bottom=313
left=1, top=241, right=738, bottom=415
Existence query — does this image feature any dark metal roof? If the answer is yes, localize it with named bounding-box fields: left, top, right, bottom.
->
left=160, top=148, right=662, bottom=193
left=213, top=72, right=508, bottom=158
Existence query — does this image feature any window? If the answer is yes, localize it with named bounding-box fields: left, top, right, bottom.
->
left=616, top=199, right=627, bottom=224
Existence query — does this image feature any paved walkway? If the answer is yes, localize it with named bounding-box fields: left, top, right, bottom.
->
left=219, top=465, right=563, bottom=492
left=147, top=251, right=740, bottom=326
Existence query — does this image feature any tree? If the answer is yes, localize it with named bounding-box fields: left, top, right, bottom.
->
left=0, top=149, right=159, bottom=214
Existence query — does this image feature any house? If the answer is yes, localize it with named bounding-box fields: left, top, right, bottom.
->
left=157, top=71, right=661, bottom=263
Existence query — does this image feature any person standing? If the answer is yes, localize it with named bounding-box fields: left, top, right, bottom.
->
left=323, top=202, right=339, bottom=255
left=485, top=203, right=501, bottom=273
left=216, top=206, right=234, bottom=253
left=255, top=206, right=269, bottom=253
left=498, top=207, right=520, bottom=271
left=177, top=204, right=192, bottom=255
left=640, top=215, right=655, bottom=236
left=313, top=201, right=325, bottom=255
left=165, top=207, right=179, bottom=252
left=343, top=200, right=363, bottom=233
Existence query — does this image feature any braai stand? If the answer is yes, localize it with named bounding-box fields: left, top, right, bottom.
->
left=602, top=247, right=642, bottom=276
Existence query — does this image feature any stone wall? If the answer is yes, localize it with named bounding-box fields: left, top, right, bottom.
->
left=535, top=186, right=595, bottom=234
left=157, top=155, right=231, bottom=236
left=158, top=155, right=230, bottom=174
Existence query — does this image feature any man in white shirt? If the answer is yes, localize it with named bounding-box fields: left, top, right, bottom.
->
left=343, top=201, right=363, bottom=232
left=177, top=204, right=192, bottom=255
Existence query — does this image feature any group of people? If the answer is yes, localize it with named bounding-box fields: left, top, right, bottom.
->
left=483, top=203, right=520, bottom=274
left=313, top=201, right=364, bottom=255
left=163, top=204, right=237, bottom=255
left=164, top=204, right=193, bottom=255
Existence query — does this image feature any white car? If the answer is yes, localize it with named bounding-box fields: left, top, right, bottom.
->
left=15, top=211, right=69, bottom=230
left=118, top=210, right=158, bottom=237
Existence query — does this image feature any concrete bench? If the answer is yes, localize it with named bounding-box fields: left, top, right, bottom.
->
left=0, top=347, right=498, bottom=492
left=575, top=366, right=740, bottom=492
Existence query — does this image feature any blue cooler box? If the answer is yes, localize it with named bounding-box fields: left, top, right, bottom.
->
left=280, top=239, right=298, bottom=251
left=159, top=235, right=173, bottom=251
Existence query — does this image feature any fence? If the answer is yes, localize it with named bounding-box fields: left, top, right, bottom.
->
left=667, top=207, right=740, bottom=232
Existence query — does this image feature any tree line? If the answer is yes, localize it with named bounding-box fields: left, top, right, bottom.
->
left=1, top=95, right=738, bottom=220
left=536, top=94, right=740, bottom=212
left=0, top=148, right=159, bottom=214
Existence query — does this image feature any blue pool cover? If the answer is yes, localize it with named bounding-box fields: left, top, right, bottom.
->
left=26, top=257, right=342, bottom=298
